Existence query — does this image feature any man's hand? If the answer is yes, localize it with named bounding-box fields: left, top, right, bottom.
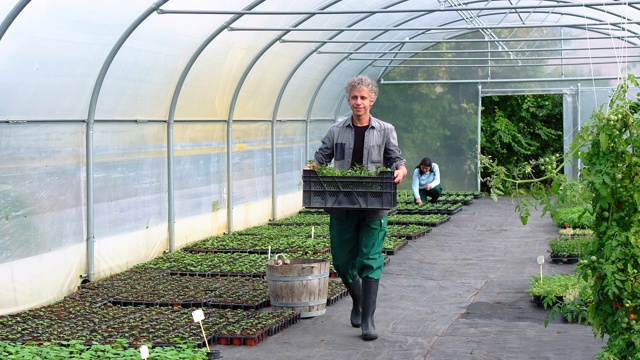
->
left=302, top=161, right=317, bottom=179
left=425, top=184, right=432, bottom=191
left=416, top=198, right=423, bottom=206
left=393, top=165, right=407, bottom=184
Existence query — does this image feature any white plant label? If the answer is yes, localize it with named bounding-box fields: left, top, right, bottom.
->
left=192, top=308, right=205, bottom=323
left=537, top=255, right=545, bottom=265
left=139, top=345, right=149, bottom=359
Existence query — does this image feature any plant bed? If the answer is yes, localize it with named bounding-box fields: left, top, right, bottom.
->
left=213, top=310, right=299, bottom=346
left=138, top=252, right=269, bottom=277
left=387, top=224, right=431, bottom=240
left=326, top=280, right=348, bottom=306
left=527, top=273, right=583, bottom=309
left=436, top=203, right=463, bottom=215
left=438, top=194, right=474, bottom=205
left=383, top=237, right=409, bottom=255
left=388, top=213, right=450, bottom=227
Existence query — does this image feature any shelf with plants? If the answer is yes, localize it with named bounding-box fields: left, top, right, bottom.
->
left=388, top=213, right=450, bottom=227
left=382, top=236, right=410, bottom=255
left=548, top=235, right=593, bottom=264
left=557, top=281, right=593, bottom=325
left=183, top=231, right=330, bottom=255
left=326, top=280, right=348, bottom=305
left=137, top=252, right=270, bottom=277
left=395, top=202, right=463, bottom=215
left=394, top=202, right=424, bottom=214
left=213, top=309, right=299, bottom=346
left=431, top=202, right=463, bottom=214
left=0, top=296, right=301, bottom=349
left=0, top=340, right=208, bottom=359
left=438, top=194, right=474, bottom=205
left=527, top=273, right=587, bottom=310
left=268, top=213, right=330, bottom=226
left=80, top=271, right=272, bottom=311
left=442, top=190, right=482, bottom=199
left=387, top=224, right=431, bottom=239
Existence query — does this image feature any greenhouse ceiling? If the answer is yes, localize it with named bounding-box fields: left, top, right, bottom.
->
left=1, top=0, right=640, bottom=123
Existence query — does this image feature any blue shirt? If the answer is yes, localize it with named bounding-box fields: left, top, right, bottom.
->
left=412, top=163, right=440, bottom=200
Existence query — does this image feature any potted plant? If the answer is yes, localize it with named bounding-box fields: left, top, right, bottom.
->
left=527, top=273, right=582, bottom=309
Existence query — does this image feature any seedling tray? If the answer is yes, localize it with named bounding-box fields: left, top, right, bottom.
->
left=302, top=170, right=397, bottom=210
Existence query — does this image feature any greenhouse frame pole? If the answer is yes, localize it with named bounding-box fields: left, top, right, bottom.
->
left=85, top=0, right=168, bottom=281
left=157, top=2, right=640, bottom=15
left=0, top=0, right=29, bottom=41
left=477, top=83, right=482, bottom=191
left=164, top=0, right=265, bottom=246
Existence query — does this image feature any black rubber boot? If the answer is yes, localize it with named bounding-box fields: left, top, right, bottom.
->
left=345, top=278, right=361, bottom=328
left=361, top=279, right=379, bottom=341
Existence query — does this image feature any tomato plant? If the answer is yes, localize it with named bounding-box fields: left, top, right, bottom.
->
left=481, top=75, right=640, bottom=359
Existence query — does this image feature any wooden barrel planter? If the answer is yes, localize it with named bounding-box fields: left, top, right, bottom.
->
left=265, top=256, right=330, bottom=318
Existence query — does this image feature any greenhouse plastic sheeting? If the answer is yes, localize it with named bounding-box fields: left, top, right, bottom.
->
left=2, top=0, right=640, bottom=314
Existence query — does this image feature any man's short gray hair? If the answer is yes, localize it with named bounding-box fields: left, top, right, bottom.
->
left=344, top=75, right=379, bottom=101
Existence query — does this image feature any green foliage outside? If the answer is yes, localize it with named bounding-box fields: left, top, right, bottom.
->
left=480, top=94, right=564, bottom=194
left=374, top=29, right=571, bottom=192
left=482, top=75, right=640, bottom=359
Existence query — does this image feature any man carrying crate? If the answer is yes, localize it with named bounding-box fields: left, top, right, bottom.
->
left=304, top=75, right=408, bottom=341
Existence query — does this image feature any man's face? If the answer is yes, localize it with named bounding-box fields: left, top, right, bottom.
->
left=348, top=87, right=374, bottom=117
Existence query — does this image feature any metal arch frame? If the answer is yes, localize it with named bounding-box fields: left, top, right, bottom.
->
left=265, top=1, right=343, bottom=223
left=156, top=1, right=640, bottom=15
left=0, top=0, right=170, bottom=282
left=163, top=0, right=267, bottom=249
left=223, top=0, right=341, bottom=232
left=283, top=2, right=637, bottom=194
left=287, top=23, right=639, bottom=84
left=306, top=3, right=434, bottom=120
left=261, top=3, right=640, bottom=86
left=299, top=2, right=414, bottom=166
left=0, top=0, right=30, bottom=42
left=295, top=1, right=418, bottom=148
left=84, top=0, right=169, bottom=282
left=218, top=0, right=418, bottom=228
left=1, top=0, right=638, bottom=276
left=231, top=12, right=640, bottom=45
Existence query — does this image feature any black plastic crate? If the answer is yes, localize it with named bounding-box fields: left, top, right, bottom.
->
left=302, top=170, right=397, bottom=209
